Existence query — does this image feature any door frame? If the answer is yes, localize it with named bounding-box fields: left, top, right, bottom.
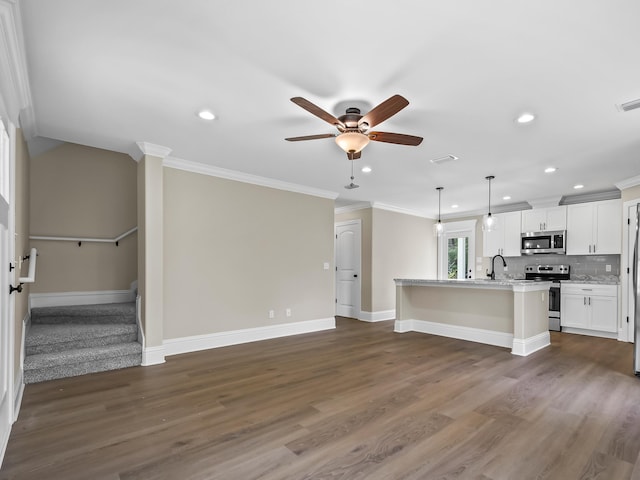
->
left=621, top=198, right=639, bottom=343
left=437, top=219, right=476, bottom=280
left=0, top=117, right=16, bottom=466
left=334, top=219, right=361, bottom=320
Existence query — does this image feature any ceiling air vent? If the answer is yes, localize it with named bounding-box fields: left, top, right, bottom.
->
left=618, top=98, right=640, bottom=112
left=430, top=154, right=459, bottom=165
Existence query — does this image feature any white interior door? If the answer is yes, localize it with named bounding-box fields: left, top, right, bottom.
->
left=0, top=121, right=13, bottom=464
left=335, top=220, right=361, bottom=319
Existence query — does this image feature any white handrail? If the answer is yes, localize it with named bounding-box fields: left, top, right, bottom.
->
left=30, top=226, right=138, bottom=246
left=19, top=247, right=37, bottom=284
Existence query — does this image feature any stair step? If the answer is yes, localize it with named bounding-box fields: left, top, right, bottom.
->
left=26, top=324, right=138, bottom=355
left=24, top=342, right=142, bottom=384
left=31, top=301, right=136, bottom=325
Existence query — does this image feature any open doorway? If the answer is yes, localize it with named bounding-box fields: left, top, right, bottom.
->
left=438, top=220, right=476, bottom=280
left=622, top=200, right=639, bottom=343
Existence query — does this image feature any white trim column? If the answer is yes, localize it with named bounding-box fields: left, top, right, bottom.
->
left=135, top=142, right=170, bottom=365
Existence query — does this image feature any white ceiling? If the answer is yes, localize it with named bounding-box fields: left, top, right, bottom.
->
left=19, top=0, right=640, bottom=218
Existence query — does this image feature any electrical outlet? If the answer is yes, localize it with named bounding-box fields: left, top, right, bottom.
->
left=605, top=264, right=611, bottom=272
left=268, top=310, right=275, bottom=319
left=286, top=308, right=291, bottom=317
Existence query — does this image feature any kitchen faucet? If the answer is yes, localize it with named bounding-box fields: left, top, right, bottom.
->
left=487, top=254, right=507, bottom=280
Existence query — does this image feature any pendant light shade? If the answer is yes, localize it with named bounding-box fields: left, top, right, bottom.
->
left=482, top=175, right=495, bottom=232
left=434, top=187, right=444, bottom=236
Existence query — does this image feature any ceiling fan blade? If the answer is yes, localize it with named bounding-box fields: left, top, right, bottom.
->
left=368, top=131, right=423, bottom=146
left=359, top=95, right=409, bottom=129
left=285, top=133, right=336, bottom=142
left=347, top=151, right=362, bottom=160
left=290, top=97, right=345, bottom=128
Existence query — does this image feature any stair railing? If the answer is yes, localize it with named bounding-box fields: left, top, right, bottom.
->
left=30, top=226, right=138, bottom=247
left=9, top=247, right=38, bottom=294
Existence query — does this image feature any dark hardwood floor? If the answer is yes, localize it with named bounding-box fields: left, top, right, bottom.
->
left=2, top=317, right=640, bottom=479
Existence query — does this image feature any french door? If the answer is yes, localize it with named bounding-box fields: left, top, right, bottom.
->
left=438, top=220, right=476, bottom=280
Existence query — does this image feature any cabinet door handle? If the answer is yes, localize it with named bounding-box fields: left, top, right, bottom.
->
left=588, top=297, right=591, bottom=305
left=584, top=297, right=586, bottom=305
left=593, top=244, right=596, bottom=253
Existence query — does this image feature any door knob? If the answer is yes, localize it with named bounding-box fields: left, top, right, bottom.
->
left=353, top=274, right=358, bottom=278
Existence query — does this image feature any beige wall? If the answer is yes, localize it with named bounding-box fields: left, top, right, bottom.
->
left=163, top=168, right=335, bottom=339
left=137, top=155, right=165, bottom=347
left=371, top=208, right=436, bottom=312
left=622, top=185, right=640, bottom=203
left=335, top=207, right=437, bottom=315
left=29, top=143, right=137, bottom=292
left=335, top=208, right=373, bottom=312
left=399, top=285, right=514, bottom=333
left=14, top=129, right=29, bottom=377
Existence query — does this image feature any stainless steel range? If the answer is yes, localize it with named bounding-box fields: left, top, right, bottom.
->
left=525, top=264, right=570, bottom=331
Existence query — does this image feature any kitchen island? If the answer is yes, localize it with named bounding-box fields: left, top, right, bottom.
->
left=394, top=278, right=551, bottom=356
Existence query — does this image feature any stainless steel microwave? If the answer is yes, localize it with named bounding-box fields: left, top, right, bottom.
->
left=521, top=230, right=566, bottom=255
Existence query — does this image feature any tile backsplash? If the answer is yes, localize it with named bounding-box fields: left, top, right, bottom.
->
left=488, top=254, right=620, bottom=280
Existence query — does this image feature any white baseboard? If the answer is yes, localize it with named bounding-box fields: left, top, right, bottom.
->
left=163, top=317, right=336, bottom=357
left=142, top=345, right=166, bottom=366
left=359, top=310, right=395, bottom=322
left=13, top=370, right=24, bottom=422
left=394, top=319, right=514, bottom=349
left=29, top=289, right=135, bottom=309
left=561, top=327, right=618, bottom=340
left=511, top=331, right=551, bottom=357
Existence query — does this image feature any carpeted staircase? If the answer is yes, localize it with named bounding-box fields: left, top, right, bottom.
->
left=24, top=302, right=142, bottom=384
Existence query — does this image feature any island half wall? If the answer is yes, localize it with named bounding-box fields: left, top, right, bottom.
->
left=394, top=279, right=551, bottom=356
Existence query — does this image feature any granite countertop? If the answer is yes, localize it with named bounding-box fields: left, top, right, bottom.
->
left=394, top=278, right=551, bottom=291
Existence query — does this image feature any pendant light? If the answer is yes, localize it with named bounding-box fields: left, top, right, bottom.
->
left=434, top=187, right=444, bottom=236
left=482, top=175, right=495, bottom=232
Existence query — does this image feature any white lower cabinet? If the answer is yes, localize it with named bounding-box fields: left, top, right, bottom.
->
left=561, top=283, right=618, bottom=336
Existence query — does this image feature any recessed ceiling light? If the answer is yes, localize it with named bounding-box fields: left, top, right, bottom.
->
left=451, top=204, right=459, bottom=209
left=197, top=109, right=216, bottom=121
left=544, top=167, right=557, bottom=173
left=503, top=196, right=511, bottom=200
left=516, top=112, right=535, bottom=124
left=573, top=184, right=584, bottom=189
left=361, top=166, right=372, bottom=173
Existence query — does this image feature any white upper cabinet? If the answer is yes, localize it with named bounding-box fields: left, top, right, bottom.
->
left=566, top=199, right=621, bottom=255
left=483, top=211, right=522, bottom=257
left=521, top=206, right=567, bottom=233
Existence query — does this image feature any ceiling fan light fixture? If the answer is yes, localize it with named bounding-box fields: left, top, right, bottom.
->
left=335, top=132, right=370, bottom=154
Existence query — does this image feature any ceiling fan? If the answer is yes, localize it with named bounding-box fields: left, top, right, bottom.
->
left=285, top=95, right=423, bottom=160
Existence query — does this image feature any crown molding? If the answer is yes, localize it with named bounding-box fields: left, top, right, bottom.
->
left=371, top=202, right=431, bottom=219
left=334, top=202, right=372, bottom=214
left=560, top=189, right=620, bottom=205
left=441, top=201, right=531, bottom=220
left=164, top=156, right=339, bottom=200
left=0, top=0, right=36, bottom=135
left=615, top=175, right=640, bottom=191
left=130, top=141, right=172, bottom=162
